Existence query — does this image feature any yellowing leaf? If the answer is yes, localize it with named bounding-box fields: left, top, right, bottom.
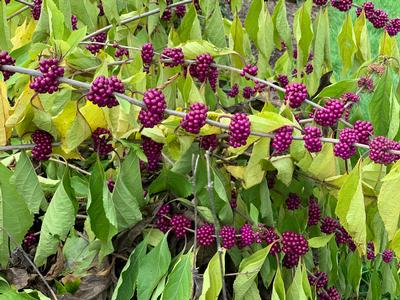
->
left=11, top=19, right=36, bottom=50
left=0, top=81, right=11, bottom=145
left=225, top=165, right=245, bottom=180
left=336, top=161, right=366, bottom=252
left=200, top=250, right=226, bottom=300
left=80, top=101, right=107, bottom=131
left=64, top=112, right=91, bottom=153
left=6, top=84, right=35, bottom=128
left=307, top=143, right=337, bottom=180
left=378, top=164, right=400, bottom=240
left=52, top=102, right=77, bottom=137
left=271, top=155, right=293, bottom=186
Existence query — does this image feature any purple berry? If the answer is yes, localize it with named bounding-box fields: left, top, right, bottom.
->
left=286, top=193, right=301, bottom=210
left=320, top=217, right=339, bottom=234
left=142, top=136, right=163, bottom=171
left=313, top=0, right=328, bottom=6
left=32, top=130, right=53, bottom=161
left=334, top=142, right=356, bottom=160
left=305, top=63, right=313, bottom=74
left=171, top=214, right=191, bottom=238
left=361, top=2, right=375, bottom=20
left=196, top=223, right=215, bottom=247
left=87, top=75, right=123, bottom=108
left=358, top=77, right=374, bottom=93
left=86, top=32, right=107, bottom=55
left=256, top=225, right=281, bottom=255
left=284, top=83, right=308, bottom=108
left=240, top=64, right=258, bottom=78
left=23, top=232, right=38, bottom=250
left=242, top=86, right=254, bottom=99
left=308, top=271, right=328, bottom=289
left=353, top=120, right=373, bottom=144
left=339, top=128, right=358, bottom=144
left=331, top=0, right=353, bottom=12
left=281, top=231, right=309, bottom=256
left=174, top=4, right=186, bottom=18
left=31, top=0, right=42, bottom=20
left=107, top=179, right=115, bottom=192
left=367, top=241, right=375, bottom=260
left=143, top=88, right=166, bottom=114
left=161, top=8, right=172, bottom=20
left=314, top=99, right=345, bottom=127
left=155, top=217, right=171, bottom=233
left=0, top=51, right=16, bottom=80
left=318, top=287, right=341, bottom=300
left=369, top=136, right=396, bottom=165
left=138, top=109, right=164, bottom=128
left=382, top=249, right=394, bottom=263
left=237, top=224, right=255, bottom=248
left=386, top=18, right=400, bottom=36
left=180, top=103, right=208, bottom=134
left=98, top=1, right=104, bottom=16
left=303, top=126, right=323, bottom=153
left=272, top=126, right=293, bottom=154
left=30, top=58, right=64, bottom=94
left=277, top=74, right=289, bottom=88
left=228, top=113, right=251, bottom=148
left=157, top=204, right=171, bottom=217
left=370, top=9, right=388, bottom=29
left=308, top=197, right=321, bottom=226
left=92, top=127, right=114, bottom=156
left=283, top=253, right=300, bottom=268
left=220, top=225, right=236, bottom=249
left=193, top=53, right=214, bottom=83
left=71, top=15, right=78, bottom=30
left=141, top=43, right=154, bottom=66
left=161, top=47, right=185, bottom=67
left=227, top=84, right=239, bottom=97
left=200, top=134, right=218, bottom=151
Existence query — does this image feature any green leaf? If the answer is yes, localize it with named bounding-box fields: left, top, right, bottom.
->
left=102, top=0, right=120, bottom=23
left=63, top=112, right=91, bottom=153
left=256, top=6, right=274, bottom=76
left=0, top=164, right=33, bottom=267
left=46, top=0, right=65, bottom=41
left=71, top=0, right=98, bottom=32
left=293, top=0, right=313, bottom=72
left=271, top=155, right=293, bottom=187
left=205, top=1, right=226, bottom=49
left=176, top=5, right=201, bottom=42
left=307, top=143, right=337, bottom=180
left=66, top=26, right=88, bottom=53
left=249, top=112, right=293, bottom=134
left=272, top=0, right=292, bottom=55
left=0, top=2, right=11, bottom=50
left=245, top=0, right=263, bottom=43
left=271, top=267, right=285, bottom=300
left=112, top=150, right=143, bottom=230
left=347, top=252, right=362, bottom=296
left=244, top=138, right=270, bottom=188
left=111, top=241, right=147, bottom=300
left=34, top=171, right=77, bottom=266
left=286, top=264, right=307, bottom=300
left=137, top=235, right=171, bottom=300
left=162, top=251, right=193, bottom=300
left=230, top=13, right=245, bottom=68
left=13, top=151, right=45, bottom=214
left=308, top=234, right=334, bottom=248
left=336, top=161, right=366, bottom=251
left=314, top=80, right=357, bottom=100
left=87, top=160, right=117, bottom=242
left=167, top=170, right=192, bottom=197
left=378, top=163, right=400, bottom=240
left=179, top=40, right=238, bottom=60
left=337, top=13, right=357, bottom=75
left=233, top=245, right=271, bottom=300
left=354, top=12, right=371, bottom=62
left=199, top=250, right=226, bottom=300
left=369, top=70, right=393, bottom=137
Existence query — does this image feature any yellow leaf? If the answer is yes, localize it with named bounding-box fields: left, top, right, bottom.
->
left=80, top=101, right=107, bottom=131
left=0, top=81, right=11, bottom=145
left=6, top=84, right=35, bottom=128
left=307, top=143, right=337, bottom=180
left=225, top=165, right=245, bottom=180
left=64, top=112, right=91, bottom=153
left=52, top=102, right=76, bottom=137
left=389, top=230, right=400, bottom=258
left=11, top=19, right=36, bottom=50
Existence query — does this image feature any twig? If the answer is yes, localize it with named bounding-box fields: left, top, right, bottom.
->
left=82, top=0, right=193, bottom=41
left=49, top=157, right=91, bottom=175
left=15, top=0, right=34, bottom=7
left=0, top=142, right=61, bottom=151
left=191, top=154, right=200, bottom=300
left=205, top=151, right=227, bottom=300
left=7, top=6, right=30, bottom=20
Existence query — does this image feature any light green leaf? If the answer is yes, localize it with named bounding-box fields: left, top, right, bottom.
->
left=354, top=12, right=371, bottom=62
left=314, top=80, right=357, bottom=100
left=71, top=0, right=98, bottom=32
left=176, top=5, right=201, bottom=42
left=244, top=138, right=270, bottom=188
left=179, top=40, right=238, bottom=60
left=46, top=0, right=65, bottom=41
left=272, top=0, right=292, bottom=55
left=308, top=234, right=334, bottom=248
left=112, top=150, right=143, bottom=230
left=13, top=151, right=45, bottom=214
left=233, top=245, right=271, bottom=300
left=271, top=155, right=293, bottom=187
left=286, top=264, right=307, bottom=300
left=63, top=112, right=91, bottom=153
left=293, top=0, right=313, bottom=72
left=0, top=1, right=11, bottom=50
left=66, top=26, right=88, bottom=53
left=137, top=235, right=171, bottom=300
left=245, top=0, right=263, bottom=43
left=0, top=164, right=33, bottom=267
left=249, top=112, right=293, bottom=133
left=378, top=163, right=400, bottom=240
left=34, top=171, right=77, bottom=266
left=111, top=241, right=147, bottom=300
left=199, top=250, right=226, bottom=300
left=162, top=251, right=193, bottom=300
left=336, top=161, right=366, bottom=251
left=271, top=267, right=285, bottom=300
left=307, top=143, right=337, bottom=180
left=102, top=0, right=120, bottom=23
left=230, top=13, right=245, bottom=68
left=205, top=1, right=226, bottom=49
left=337, top=13, right=357, bottom=75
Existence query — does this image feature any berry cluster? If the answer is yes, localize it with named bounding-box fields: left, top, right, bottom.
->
left=155, top=204, right=172, bottom=233
left=318, top=287, right=341, bottom=300
left=228, top=113, right=251, bottom=148
left=199, top=134, right=218, bottom=151
left=240, top=64, right=258, bottom=79
left=190, top=54, right=218, bottom=89
left=161, top=47, right=185, bottom=67
left=32, top=0, right=42, bottom=20
left=385, top=18, right=400, bottom=37
left=227, top=84, right=239, bottom=97
left=23, top=232, right=38, bottom=251
left=367, top=241, right=375, bottom=260
left=87, top=75, right=124, bottom=108
left=272, top=126, right=293, bottom=154
left=308, top=271, right=328, bottom=289
left=71, top=15, right=78, bottom=30
left=220, top=225, right=237, bottom=249
left=180, top=103, right=208, bottom=134
left=320, top=216, right=339, bottom=234
left=353, top=120, right=373, bottom=144
left=303, top=126, right=323, bottom=153
left=331, top=0, right=353, bottom=12
left=281, top=231, right=309, bottom=268
left=32, top=130, right=53, bottom=161
left=98, top=1, right=104, bottom=16
left=86, top=32, right=107, bottom=54
left=107, top=179, right=115, bottom=192
left=284, top=83, right=308, bottom=108
left=196, top=223, right=216, bottom=246
left=358, top=76, right=374, bottom=93
left=256, top=225, right=281, bottom=255
left=171, top=214, right=192, bottom=238
left=308, top=197, right=321, bottom=226
left=334, top=128, right=358, bottom=160
left=141, top=43, right=154, bottom=71
left=382, top=249, right=394, bottom=263
left=142, top=136, right=163, bottom=171
left=314, top=99, right=345, bottom=127
left=242, top=86, right=255, bottom=99
left=0, top=51, right=16, bottom=81
left=161, top=9, right=172, bottom=20
left=237, top=224, right=255, bottom=248
left=369, top=136, right=397, bottom=165
left=113, top=43, right=129, bottom=59
left=277, top=74, right=289, bottom=88
left=30, top=58, right=64, bottom=94
left=286, top=193, right=301, bottom=210
left=175, top=4, right=186, bottom=18
left=139, top=88, right=166, bottom=128
left=92, top=127, right=114, bottom=156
